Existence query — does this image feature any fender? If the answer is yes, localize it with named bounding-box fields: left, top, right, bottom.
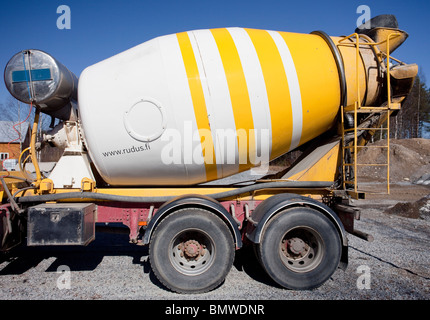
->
left=246, top=193, right=348, bottom=269
left=142, top=194, right=243, bottom=248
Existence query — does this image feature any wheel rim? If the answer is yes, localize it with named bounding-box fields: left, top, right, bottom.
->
left=279, top=226, right=325, bottom=273
left=169, top=229, right=215, bottom=276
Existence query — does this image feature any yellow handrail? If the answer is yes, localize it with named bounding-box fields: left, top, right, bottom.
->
left=18, top=147, right=32, bottom=181
left=338, top=32, right=400, bottom=195
left=30, top=109, right=42, bottom=186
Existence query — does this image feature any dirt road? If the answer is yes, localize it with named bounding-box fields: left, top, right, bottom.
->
left=1, top=139, right=429, bottom=306
left=1, top=188, right=429, bottom=302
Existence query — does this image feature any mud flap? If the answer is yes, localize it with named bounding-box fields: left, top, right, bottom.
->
left=1, top=204, right=24, bottom=251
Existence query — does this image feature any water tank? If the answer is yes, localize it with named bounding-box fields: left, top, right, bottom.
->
left=4, top=49, right=77, bottom=120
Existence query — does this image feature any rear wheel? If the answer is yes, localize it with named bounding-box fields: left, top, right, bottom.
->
left=257, top=207, right=342, bottom=290
left=149, top=208, right=235, bottom=293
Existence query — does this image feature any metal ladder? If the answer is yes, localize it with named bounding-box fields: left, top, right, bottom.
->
left=338, top=32, right=403, bottom=197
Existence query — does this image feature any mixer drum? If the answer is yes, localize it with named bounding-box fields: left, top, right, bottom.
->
left=78, top=28, right=355, bottom=186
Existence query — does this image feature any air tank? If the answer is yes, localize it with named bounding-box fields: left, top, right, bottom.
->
left=77, top=26, right=392, bottom=186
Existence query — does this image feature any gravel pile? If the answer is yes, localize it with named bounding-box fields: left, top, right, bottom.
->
left=357, top=138, right=430, bottom=183
left=385, top=194, right=430, bottom=220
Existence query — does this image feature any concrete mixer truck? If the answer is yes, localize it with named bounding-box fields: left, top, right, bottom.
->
left=0, top=14, right=417, bottom=293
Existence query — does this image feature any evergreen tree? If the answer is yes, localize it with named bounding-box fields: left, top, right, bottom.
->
left=391, top=72, right=430, bottom=139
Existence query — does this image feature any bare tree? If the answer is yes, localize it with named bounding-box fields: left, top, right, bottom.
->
left=0, top=96, right=32, bottom=149
left=0, top=95, right=51, bottom=135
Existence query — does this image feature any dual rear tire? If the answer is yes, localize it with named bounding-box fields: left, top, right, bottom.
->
left=149, top=205, right=342, bottom=293
left=256, top=207, right=342, bottom=290
left=149, top=208, right=235, bottom=293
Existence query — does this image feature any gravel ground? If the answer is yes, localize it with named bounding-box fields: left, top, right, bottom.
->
left=0, top=206, right=429, bottom=302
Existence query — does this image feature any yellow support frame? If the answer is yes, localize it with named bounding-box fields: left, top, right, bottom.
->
left=9, top=183, right=331, bottom=203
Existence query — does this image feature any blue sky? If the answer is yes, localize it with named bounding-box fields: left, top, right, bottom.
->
left=1, top=0, right=429, bottom=103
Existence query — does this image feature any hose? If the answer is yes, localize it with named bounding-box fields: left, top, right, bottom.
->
left=16, top=180, right=334, bottom=203
left=311, top=30, right=347, bottom=109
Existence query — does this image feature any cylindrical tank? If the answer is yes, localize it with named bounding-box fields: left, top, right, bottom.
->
left=4, top=49, right=78, bottom=120
left=77, top=27, right=380, bottom=186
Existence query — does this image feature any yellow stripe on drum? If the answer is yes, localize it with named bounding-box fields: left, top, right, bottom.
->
left=268, top=30, right=303, bottom=152
left=245, top=28, right=293, bottom=160
left=176, top=32, right=218, bottom=181
left=279, top=32, right=340, bottom=146
left=211, top=28, right=255, bottom=171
